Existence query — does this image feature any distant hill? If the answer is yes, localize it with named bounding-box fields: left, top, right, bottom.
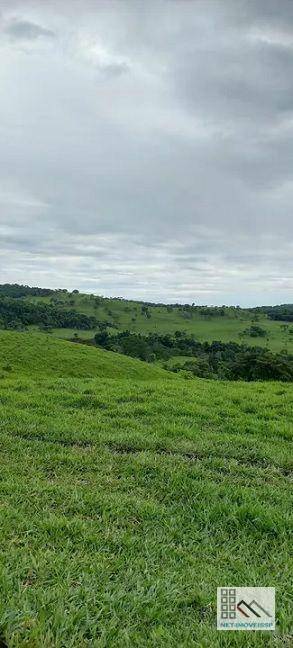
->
left=0, top=284, right=292, bottom=354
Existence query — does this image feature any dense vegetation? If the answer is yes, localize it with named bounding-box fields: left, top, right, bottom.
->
left=93, top=330, right=293, bottom=381
left=252, top=304, right=293, bottom=321
left=0, top=330, right=292, bottom=646
left=241, top=324, right=267, bottom=337
left=0, top=296, right=99, bottom=330
left=0, top=283, right=54, bottom=298
left=174, top=349, right=293, bottom=381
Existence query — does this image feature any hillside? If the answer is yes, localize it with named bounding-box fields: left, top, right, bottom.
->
left=0, top=331, right=174, bottom=381
left=25, top=290, right=293, bottom=354
left=0, top=288, right=292, bottom=644
left=0, top=326, right=292, bottom=645
left=1, top=285, right=293, bottom=354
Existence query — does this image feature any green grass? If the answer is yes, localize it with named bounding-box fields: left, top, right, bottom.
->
left=0, top=331, right=174, bottom=381
left=50, top=328, right=94, bottom=340
left=27, top=292, right=293, bottom=354
left=156, top=355, right=193, bottom=370
left=0, top=331, right=292, bottom=646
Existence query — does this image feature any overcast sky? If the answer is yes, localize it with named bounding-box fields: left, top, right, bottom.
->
left=0, top=0, right=292, bottom=305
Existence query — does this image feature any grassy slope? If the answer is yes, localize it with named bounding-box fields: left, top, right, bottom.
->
left=27, top=292, right=293, bottom=353
left=0, top=331, right=292, bottom=646
left=0, top=331, right=174, bottom=381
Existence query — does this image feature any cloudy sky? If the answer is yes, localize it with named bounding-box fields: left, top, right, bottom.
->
left=0, top=0, right=292, bottom=305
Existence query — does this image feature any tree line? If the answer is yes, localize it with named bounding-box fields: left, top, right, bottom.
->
left=0, top=284, right=54, bottom=298
left=93, top=330, right=293, bottom=382
left=250, top=304, right=293, bottom=322
left=0, top=296, right=99, bottom=330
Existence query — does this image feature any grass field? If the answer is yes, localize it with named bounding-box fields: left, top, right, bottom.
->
left=26, top=292, right=293, bottom=354
left=0, top=331, right=173, bottom=381
left=0, top=331, right=292, bottom=646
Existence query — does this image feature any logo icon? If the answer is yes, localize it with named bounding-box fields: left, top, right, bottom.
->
left=217, top=587, right=275, bottom=630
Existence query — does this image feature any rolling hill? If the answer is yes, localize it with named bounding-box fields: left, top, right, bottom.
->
left=1, top=284, right=293, bottom=354
left=0, top=327, right=292, bottom=646
left=0, top=330, right=174, bottom=380
left=25, top=290, right=293, bottom=354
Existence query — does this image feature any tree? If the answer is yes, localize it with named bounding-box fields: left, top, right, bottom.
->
left=243, top=325, right=267, bottom=338
left=141, top=305, right=150, bottom=318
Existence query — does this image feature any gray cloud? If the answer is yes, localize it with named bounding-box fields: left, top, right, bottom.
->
left=0, top=0, right=292, bottom=305
left=4, top=18, right=55, bottom=40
